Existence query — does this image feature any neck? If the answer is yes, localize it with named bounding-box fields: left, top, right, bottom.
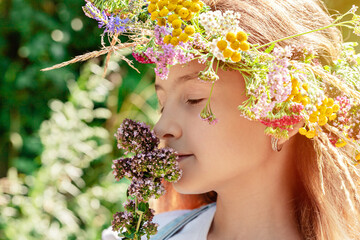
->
left=208, top=143, right=302, bottom=240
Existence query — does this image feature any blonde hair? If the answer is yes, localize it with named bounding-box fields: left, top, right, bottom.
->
left=152, top=1, right=360, bottom=239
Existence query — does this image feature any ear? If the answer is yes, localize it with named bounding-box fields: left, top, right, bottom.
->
left=277, top=119, right=306, bottom=147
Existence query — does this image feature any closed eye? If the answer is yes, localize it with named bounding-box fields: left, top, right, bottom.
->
left=186, top=98, right=205, bottom=105
left=158, top=99, right=205, bottom=114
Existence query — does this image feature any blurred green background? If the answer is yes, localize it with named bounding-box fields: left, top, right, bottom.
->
left=0, top=0, right=358, bottom=239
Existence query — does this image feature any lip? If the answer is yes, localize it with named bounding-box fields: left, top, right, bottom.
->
left=175, top=154, right=193, bottom=162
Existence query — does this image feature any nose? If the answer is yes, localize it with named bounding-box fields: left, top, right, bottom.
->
left=153, top=107, right=182, bottom=141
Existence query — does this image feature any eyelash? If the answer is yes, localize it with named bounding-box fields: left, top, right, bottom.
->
left=159, top=99, right=204, bottom=113
left=186, top=98, right=204, bottom=105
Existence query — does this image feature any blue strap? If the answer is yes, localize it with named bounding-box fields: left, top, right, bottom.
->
left=151, top=202, right=216, bottom=240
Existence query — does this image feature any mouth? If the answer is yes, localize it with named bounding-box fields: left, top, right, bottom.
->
left=175, top=153, right=193, bottom=162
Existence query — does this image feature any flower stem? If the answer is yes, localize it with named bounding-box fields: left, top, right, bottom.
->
left=136, top=212, right=143, bottom=234
left=134, top=198, right=143, bottom=240
left=256, top=16, right=356, bottom=50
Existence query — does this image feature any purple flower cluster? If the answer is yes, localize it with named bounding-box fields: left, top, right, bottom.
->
left=82, top=1, right=129, bottom=34
left=112, top=148, right=182, bottom=193
left=106, top=16, right=129, bottom=33
left=154, top=26, right=170, bottom=45
left=249, top=47, right=293, bottom=119
left=112, top=200, right=158, bottom=237
left=128, top=178, right=165, bottom=202
left=114, top=118, right=159, bottom=154
left=268, top=47, right=293, bottom=104
left=111, top=118, right=182, bottom=239
left=249, top=85, right=275, bottom=119
left=112, top=211, right=135, bottom=232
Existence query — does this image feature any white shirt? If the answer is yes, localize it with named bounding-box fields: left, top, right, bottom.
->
left=102, top=204, right=217, bottom=240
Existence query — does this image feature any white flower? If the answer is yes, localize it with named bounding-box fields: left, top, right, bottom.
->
left=199, top=10, right=244, bottom=37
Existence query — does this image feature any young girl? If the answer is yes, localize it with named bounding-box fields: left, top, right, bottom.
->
left=62, top=0, right=360, bottom=239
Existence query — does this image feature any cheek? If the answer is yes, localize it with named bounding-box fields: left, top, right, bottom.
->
left=192, top=92, right=270, bottom=172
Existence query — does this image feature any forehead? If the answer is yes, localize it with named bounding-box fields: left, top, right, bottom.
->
left=154, top=61, right=206, bottom=89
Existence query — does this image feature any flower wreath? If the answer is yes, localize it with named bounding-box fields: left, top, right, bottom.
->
left=42, top=1, right=360, bottom=239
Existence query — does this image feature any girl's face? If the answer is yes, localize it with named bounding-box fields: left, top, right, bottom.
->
left=154, top=60, right=274, bottom=194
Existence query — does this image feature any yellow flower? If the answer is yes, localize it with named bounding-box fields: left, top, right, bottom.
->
left=293, top=93, right=302, bottom=103
left=170, top=37, right=179, bottom=46
left=305, top=130, right=316, bottom=139
left=325, top=108, right=333, bottom=117
left=159, top=7, right=169, bottom=17
left=230, top=40, right=240, bottom=50
left=163, top=35, right=172, bottom=44
left=183, top=12, right=193, bottom=21
left=190, top=3, right=201, bottom=13
left=226, top=32, right=236, bottom=43
left=157, top=0, right=168, bottom=10
left=236, top=31, right=248, bottom=42
left=172, top=19, right=182, bottom=29
left=223, top=48, right=233, bottom=58
left=332, top=104, right=340, bottom=112
left=318, top=115, right=328, bottom=126
left=309, top=114, right=318, bottom=123
left=217, top=40, right=227, bottom=51
left=175, top=5, right=183, bottom=14
left=157, top=18, right=166, bottom=26
left=299, top=127, right=307, bottom=135
left=184, top=25, right=195, bottom=35
left=326, top=97, right=334, bottom=107
left=182, top=1, right=192, bottom=9
left=231, top=51, right=242, bottom=62
left=168, top=14, right=179, bottom=23
left=151, top=11, right=159, bottom=21
left=291, top=86, right=299, bottom=95
left=172, top=28, right=182, bottom=37
left=329, top=113, right=337, bottom=121
left=301, top=97, right=309, bottom=106
left=356, top=153, right=360, bottom=161
left=179, top=32, right=189, bottom=42
left=239, top=41, right=250, bottom=51
left=148, top=3, right=158, bottom=13
left=168, top=3, right=177, bottom=11
left=322, top=97, right=328, bottom=105
left=302, top=83, right=309, bottom=91
left=319, top=105, right=326, bottom=115
left=178, top=7, right=190, bottom=18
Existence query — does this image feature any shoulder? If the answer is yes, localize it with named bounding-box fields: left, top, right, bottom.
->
left=101, top=209, right=192, bottom=240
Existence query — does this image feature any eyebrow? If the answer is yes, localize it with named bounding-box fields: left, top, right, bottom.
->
left=154, top=71, right=200, bottom=91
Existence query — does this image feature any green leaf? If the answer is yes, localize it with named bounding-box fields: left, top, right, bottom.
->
left=124, top=231, right=135, bottom=239
left=137, top=201, right=149, bottom=212
left=264, top=43, right=275, bottom=54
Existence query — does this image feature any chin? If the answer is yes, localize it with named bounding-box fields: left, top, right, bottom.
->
left=172, top=178, right=212, bottom=195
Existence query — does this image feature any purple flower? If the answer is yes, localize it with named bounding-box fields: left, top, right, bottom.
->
left=111, top=119, right=182, bottom=239
left=112, top=148, right=182, bottom=183
left=114, top=118, right=159, bottom=153
left=82, top=1, right=129, bottom=34
left=83, top=1, right=107, bottom=26
left=128, top=177, right=165, bottom=201
left=112, top=211, right=135, bottom=232
left=106, top=16, right=129, bottom=34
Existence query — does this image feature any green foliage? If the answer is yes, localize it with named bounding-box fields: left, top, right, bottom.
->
left=0, top=0, right=103, bottom=177
left=0, top=55, right=157, bottom=239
